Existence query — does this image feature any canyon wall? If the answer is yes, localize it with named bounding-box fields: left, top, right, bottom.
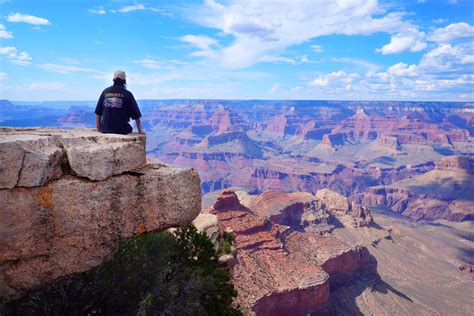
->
left=0, top=128, right=202, bottom=303
left=204, top=189, right=377, bottom=315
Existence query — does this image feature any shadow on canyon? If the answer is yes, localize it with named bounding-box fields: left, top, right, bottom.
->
left=331, top=269, right=413, bottom=315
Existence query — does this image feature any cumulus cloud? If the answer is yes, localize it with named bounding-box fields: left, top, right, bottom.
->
left=387, top=62, right=418, bottom=77
left=306, top=37, right=474, bottom=100
left=0, top=46, right=32, bottom=65
left=418, top=43, right=474, bottom=74
left=189, top=0, right=413, bottom=68
left=428, top=23, right=474, bottom=43
left=0, top=24, right=13, bottom=39
left=119, top=4, right=145, bottom=13
left=7, top=13, right=51, bottom=25
left=376, top=28, right=427, bottom=55
left=310, top=71, right=360, bottom=90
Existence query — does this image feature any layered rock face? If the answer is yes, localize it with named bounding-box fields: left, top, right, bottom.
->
left=356, top=156, right=474, bottom=221
left=144, top=101, right=473, bottom=223
left=0, top=128, right=202, bottom=303
left=204, top=189, right=377, bottom=315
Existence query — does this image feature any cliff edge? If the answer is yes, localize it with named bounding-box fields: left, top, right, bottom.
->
left=0, top=128, right=202, bottom=302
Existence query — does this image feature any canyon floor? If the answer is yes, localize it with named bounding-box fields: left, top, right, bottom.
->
left=331, top=207, right=474, bottom=315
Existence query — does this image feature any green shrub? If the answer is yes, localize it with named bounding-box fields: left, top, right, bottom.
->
left=5, top=225, right=242, bottom=316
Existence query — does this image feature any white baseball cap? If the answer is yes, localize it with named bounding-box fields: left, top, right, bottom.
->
left=113, top=70, right=126, bottom=80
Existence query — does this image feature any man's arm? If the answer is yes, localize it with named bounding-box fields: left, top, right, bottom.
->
left=96, top=115, right=101, bottom=131
left=135, top=118, right=144, bottom=134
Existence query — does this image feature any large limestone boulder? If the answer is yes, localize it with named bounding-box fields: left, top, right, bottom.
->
left=0, top=128, right=201, bottom=302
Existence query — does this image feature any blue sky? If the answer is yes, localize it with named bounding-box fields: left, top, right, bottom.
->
left=0, top=0, right=473, bottom=101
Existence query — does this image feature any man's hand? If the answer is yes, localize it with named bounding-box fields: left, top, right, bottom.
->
left=135, top=118, right=145, bottom=135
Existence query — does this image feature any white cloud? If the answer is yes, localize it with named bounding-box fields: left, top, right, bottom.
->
left=291, top=86, right=302, bottom=92
left=89, top=8, right=106, bottom=14
left=0, top=24, right=13, bottom=39
left=311, top=45, right=324, bottom=53
left=39, top=63, right=98, bottom=74
left=189, top=0, right=413, bottom=68
left=310, top=71, right=360, bottom=89
left=428, top=23, right=474, bottom=43
left=119, top=4, right=145, bottom=13
left=377, top=28, right=427, bottom=54
left=387, top=62, right=418, bottom=77
left=0, top=72, right=7, bottom=80
left=0, top=46, right=32, bottom=65
left=7, top=13, right=51, bottom=25
left=180, top=34, right=219, bottom=58
left=419, top=43, right=473, bottom=74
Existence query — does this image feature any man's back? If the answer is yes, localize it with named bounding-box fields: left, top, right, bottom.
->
left=95, top=84, right=141, bottom=134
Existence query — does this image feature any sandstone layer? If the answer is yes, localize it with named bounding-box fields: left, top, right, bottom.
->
left=0, top=128, right=202, bottom=303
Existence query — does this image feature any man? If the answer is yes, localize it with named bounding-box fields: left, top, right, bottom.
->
left=95, top=70, right=144, bottom=134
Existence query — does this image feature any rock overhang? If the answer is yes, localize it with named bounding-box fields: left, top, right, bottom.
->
left=0, top=127, right=202, bottom=302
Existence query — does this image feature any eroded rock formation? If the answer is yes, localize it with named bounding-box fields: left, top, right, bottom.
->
left=356, top=156, right=474, bottom=221
left=204, top=189, right=377, bottom=315
left=0, top=128, right=202, bottom=303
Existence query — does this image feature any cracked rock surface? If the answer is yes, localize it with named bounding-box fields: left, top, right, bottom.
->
left=0, top=128, right=202, bottom=302
left=0, top=127, right=146, bottom=188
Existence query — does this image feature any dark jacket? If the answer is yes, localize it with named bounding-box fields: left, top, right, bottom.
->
left=95, top=84, right=141, bottom=134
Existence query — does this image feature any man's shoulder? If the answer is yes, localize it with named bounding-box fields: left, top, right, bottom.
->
left=122, top=88, right=135, bottom=99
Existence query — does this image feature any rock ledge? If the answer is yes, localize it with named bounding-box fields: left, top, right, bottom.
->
left=0, top=128, right=201, bottom=302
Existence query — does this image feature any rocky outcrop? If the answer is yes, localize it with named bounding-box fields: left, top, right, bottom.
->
left=192, top=213, right=220, bottom=248
left=436, top=155, right=473, bottom=173
left=0, top=128, right=202, bottom=303
left=375, top=134, right=401, bottom=150
left=316, top=189, right=373, bottom=227
left=0, top=127, right=146, bottom=189
left=248, top=190, right=333, bottom=234
left=357, top=187, right=473, bottom=221
left=356, top=155, right=474, bottom=222
left=204, top=189, right=377, bottom=315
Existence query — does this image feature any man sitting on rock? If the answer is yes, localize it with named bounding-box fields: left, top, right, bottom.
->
left=95, top=70, right=144, bottom=135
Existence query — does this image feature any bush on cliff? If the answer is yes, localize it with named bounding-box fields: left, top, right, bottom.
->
left=6, top=225, right=242, bottom=316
